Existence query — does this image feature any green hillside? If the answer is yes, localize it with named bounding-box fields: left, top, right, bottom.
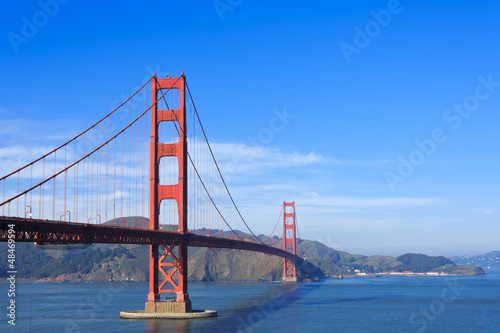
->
left=0, top=238, right=486, bottom=282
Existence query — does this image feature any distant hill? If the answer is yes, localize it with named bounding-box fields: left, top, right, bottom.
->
left=291, top=243, right=485, bottom=276
left=451, top=251, right=500, bottom=269
left=0, top=241, right=486, bottom=282
left=0, top=217, right=486, bottom=282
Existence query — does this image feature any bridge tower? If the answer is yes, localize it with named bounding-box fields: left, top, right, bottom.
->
left=146, top=73, right=191, bottom=313
left=283, top=201, right=297, bottom=282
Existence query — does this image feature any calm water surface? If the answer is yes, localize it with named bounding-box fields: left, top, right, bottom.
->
left=2, top=269, right=499, bottom=332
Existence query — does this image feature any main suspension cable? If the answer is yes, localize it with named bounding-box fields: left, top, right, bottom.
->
left=262, top=205, right=283, bottom=244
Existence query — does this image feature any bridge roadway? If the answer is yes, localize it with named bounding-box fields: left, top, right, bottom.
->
left=0, top=216, right=299, bottom=261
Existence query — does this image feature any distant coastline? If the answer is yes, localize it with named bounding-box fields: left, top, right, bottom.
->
left=352, top=271, right=488, bottom=278
left=0, top=240, right=489, bottom=283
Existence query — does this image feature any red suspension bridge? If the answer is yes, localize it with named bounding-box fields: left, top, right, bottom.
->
left=0, top=73, right=302, bottom=316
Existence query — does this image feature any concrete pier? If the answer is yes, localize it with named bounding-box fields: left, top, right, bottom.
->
left=120, top=309, right=217, bottom=319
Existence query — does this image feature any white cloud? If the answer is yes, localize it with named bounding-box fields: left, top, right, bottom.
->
left=477, top=208, right=497, bottom=215
left=210, top=142, right=330, bottom=173
left=307, top=216, right=427, bottom=232
left=226, top=181, right=444, bottom=211
left=202, top=142, right=393, bottom=186
left=299, top=196, right=445, bottom=208
left=0, top=145, right=54, bottom=160
left=0, top=115, right=84, bottom=146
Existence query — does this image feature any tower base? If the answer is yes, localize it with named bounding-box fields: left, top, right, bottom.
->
left=283, top=277, right=297, bottom=283
left=120, top=300, right=217, bottom=319
left=145, top=300, right=192, bottom=313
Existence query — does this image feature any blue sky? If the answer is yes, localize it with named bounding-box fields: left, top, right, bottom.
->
left=1, top=0, right=499, bottom=256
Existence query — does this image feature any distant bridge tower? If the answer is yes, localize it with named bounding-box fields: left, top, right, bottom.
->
left=147, top=73, right=191, bottom=313
left=283, top=201, right=297, bottom=282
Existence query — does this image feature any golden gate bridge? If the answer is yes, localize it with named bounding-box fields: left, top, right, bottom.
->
left=0, top=73, right=302, bottom=318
